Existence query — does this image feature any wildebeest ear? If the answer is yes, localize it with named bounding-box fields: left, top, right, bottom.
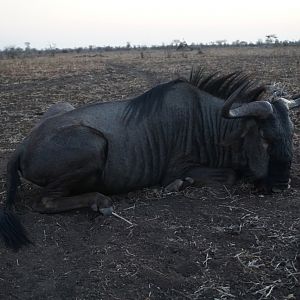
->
left=221, top=120, right=256, bottom=146
left=243, top=123, right=269, bottom=178
left=279, top=95, right=300, bottom=109
left=221, top=129, right=244, bottom=147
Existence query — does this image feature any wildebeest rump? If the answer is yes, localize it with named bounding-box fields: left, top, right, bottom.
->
left=1, top=69, right=300, bottom=250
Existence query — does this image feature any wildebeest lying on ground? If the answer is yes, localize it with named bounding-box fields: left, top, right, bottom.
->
left=1, top=69, right=300, bottom=250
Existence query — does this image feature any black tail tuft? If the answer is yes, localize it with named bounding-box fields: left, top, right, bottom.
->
left=0, top=209, right=31, bottom=251
left=0, top=149, right=31, bottom=251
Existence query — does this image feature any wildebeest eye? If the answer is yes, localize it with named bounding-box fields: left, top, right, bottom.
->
left=259, top=129, right=271, bottom=149
left=259, top=129, right=269, bottom=140
left=261, top=138, right=269, bottom=150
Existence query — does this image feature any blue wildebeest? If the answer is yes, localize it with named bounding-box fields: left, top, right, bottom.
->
left=1, top=69, right=299, bottom=250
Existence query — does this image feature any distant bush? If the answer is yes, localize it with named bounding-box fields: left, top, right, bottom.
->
left=1, top=39, right=299, bottom=59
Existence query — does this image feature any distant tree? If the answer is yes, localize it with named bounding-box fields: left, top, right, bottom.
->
left=172, top=39, right=181, bottom=47
left=104, top=46, right=113, bottom=51
left=232, top=40, right=240, bottom=46
left=282, top=40, right=290, bottom=46
left=4, top=46, right=18, bottom=58
left=265, top=34, right=277, bottom=44
left=176, top=41, right=192, bottom=51
left=256, top=39, right=263, bottom=46
left=239, top=41, right=248, bottom=46
left=24, top=42, right=31, bottom=51
left=215, top=40, right=227, bottom=46
left=89, top=45, right=97, bottom=52
left=47, top=43, right=57, bottom=56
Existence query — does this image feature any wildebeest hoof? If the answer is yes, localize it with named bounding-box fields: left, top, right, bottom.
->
left=164, top=177, right=195, bottom=193
left=184, top=177, right=194, bottom=184
left=99, top=207, right=113, bottom=216
left=90, top=194, right=113, bottom=213
left=164, top=179, right=184, bottom=192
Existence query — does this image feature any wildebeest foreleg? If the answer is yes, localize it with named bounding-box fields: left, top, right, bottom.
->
left=183, top=167, right=237, bottom=186
left=32, top=192, right=112, bottom=215
left=164, top=177, right=194, bottom=192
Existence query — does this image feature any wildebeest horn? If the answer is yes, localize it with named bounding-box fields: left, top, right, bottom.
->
left=284, top=97, right=300, bottom=110
left=224, top=101, right=273, bottom=119
left=222, top=81, right=273, bottom=119
left=221, top=81, right=249, bottom=118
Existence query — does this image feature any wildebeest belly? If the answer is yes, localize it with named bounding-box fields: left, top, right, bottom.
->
left=100, top=130, right=168, bottom=194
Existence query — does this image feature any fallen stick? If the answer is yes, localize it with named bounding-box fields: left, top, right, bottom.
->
left=111, top=211, right=135, bottom=226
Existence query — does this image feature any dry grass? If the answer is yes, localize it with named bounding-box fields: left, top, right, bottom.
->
left=0, top=47, right=299, bottom=299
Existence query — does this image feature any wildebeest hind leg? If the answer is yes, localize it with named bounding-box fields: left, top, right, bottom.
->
left=24, top=124, right=111, bottom=214
left=35, top=102, right=74, bottom=128
left=32, top=192, right=112, bottom=215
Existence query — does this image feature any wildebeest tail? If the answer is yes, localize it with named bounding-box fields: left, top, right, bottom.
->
left=0, top=150, right=31, bottom=250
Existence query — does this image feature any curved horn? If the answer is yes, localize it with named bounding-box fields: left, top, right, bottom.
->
left=221, top=81, right=250, bottom=118
left=222, top=82, right=274, bottom=119
left=221, top=79, right=274, bottom=119
left=225, top=101, right=273, bottom=119
left=278, top=97, right=300, bottom=110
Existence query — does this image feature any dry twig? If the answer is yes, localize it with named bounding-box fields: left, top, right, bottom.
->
left=112, top=211, right=135, bottom=226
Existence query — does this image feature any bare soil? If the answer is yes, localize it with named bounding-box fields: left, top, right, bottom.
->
left=0, top=47, right=299, bottom=300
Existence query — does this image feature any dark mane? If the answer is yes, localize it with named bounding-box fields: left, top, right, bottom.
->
left=123, top=68, right=266, bottom=123
left=123, top=79, right=184, bottom=123
left=189, top=67, right=266, bottom=103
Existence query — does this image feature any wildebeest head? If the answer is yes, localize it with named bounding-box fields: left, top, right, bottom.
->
left=222, top=85, right=300, bottom=192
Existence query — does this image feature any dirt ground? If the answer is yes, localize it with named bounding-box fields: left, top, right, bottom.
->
left=0, top=47, right=299, bottom=300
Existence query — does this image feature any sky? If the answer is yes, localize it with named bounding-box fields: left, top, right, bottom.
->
left=1, top=0, right=299, bottom=49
